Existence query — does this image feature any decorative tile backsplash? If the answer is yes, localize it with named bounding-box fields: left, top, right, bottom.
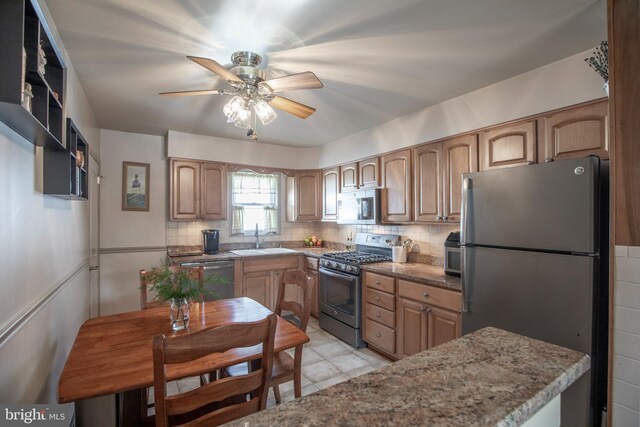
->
left=166, top=219, right=458, bottom=258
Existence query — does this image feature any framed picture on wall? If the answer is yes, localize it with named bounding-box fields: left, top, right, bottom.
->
left=122, top=161, right=150, bottom=211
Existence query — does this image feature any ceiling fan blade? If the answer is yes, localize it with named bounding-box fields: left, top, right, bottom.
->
left=269, top=95, right=316, bottom=119
left=159, top=89, right=227, bottom=97
left=187, top=56, right=242, bottom=84
left=260, top=71, right=323, bottom=93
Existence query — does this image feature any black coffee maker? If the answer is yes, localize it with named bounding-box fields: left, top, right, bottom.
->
left=202, top=229, right=220, bottom=255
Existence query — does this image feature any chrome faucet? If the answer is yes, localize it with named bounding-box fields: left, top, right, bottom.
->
left=254, top=223, right=260, bottom=249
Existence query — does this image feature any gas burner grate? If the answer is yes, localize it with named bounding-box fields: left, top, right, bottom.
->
left=323, top=251, right=392, bottom=264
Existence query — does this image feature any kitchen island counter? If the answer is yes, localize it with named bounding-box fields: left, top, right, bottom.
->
left=226, top=327, right=589, bottom=427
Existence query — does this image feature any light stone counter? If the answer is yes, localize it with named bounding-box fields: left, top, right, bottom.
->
left=226, top=327, right=589, bottom=427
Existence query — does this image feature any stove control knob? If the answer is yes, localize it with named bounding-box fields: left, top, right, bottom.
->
left=345, top=266, right=353, bottom=272
left=330, top=262, right=338, bottom=268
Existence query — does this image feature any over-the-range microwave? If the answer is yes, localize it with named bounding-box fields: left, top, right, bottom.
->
left=337, top=189, right=381, bottom=225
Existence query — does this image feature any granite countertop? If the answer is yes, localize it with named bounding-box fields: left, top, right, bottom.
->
left=226, top=327, right=590, bottom=427
left=362, top=261, right=462, bottom=291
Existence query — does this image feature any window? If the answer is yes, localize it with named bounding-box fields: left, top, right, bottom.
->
left=230, top=171, right=279, bottom=235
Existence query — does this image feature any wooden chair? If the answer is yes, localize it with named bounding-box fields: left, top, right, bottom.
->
left=139, top=265, right=204, bottom=424
left=225, top=269, right=313, bottom=403
left=139, top=266, right=203, bottom=310
left=270, top=269, right=313, bottom=403
left=153, top=314, right=277, bottom=427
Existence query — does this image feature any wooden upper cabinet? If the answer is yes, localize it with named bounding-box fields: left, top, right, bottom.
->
left=200, top=162, right=227, bottom=220
left=295, top=170, right=322, bottom=221
left=340, top=163, right=358, bottom=192
left=540, top=100, right=609, bottom=162
left=480, top=120, right=536, bottom=170
left=170, top=159, right=228, bottom=221
left=170, top=159, right=200, bottom=220
left=381, top=149, right=412, bottom=223
left=358, top=157, right=380, bottom=189
left=442, top=134, right=478, bottom=222
left=322, top=167, right=340, bottom=221
left=413, top=142, right=442, bottom=222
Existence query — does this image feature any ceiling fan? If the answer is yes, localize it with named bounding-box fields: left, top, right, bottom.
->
left=160, top=51, right=323, bottom=140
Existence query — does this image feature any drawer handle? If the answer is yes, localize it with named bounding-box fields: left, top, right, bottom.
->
left=375, top=297, right=381, bottom=302
left=376, top=332, right=381, bottom=338
left=375, top=281, right=381, bottom=285
left=422, top=307, right=432, bottom=313
left=423, top=292, right=430, bottom=298
left=376, top=313, right=381, bottom=318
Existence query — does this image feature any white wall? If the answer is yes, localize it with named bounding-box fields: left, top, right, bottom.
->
left=0, top=15, right=98, bottom=409
left=318, top=49, right=606, bottom=167
left=612, top=246, right=640, bottom=426
left=99, top=129, right=167, bottom=249
left=0, top=0, right=99, bottom=406
left=168, top=130, right=320, bottom=170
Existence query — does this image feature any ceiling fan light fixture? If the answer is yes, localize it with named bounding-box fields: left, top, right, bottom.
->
left=233, top=105, right=252, bottom=129
left=253, top=99, right=277, bottom=125
left=223, top=95, right=244, bottom=120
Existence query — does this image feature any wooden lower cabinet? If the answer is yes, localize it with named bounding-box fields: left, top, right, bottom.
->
left=240, top=256, right=300, bottom=311
left=428, top=306, right=461, bottom=349
left=397, top=297, right=428, bottom=359
left=304, top=256, right=319, bottom=318
left=363, top=272, right=461, bottom=360
left=362, top=271, right=397, bottom=358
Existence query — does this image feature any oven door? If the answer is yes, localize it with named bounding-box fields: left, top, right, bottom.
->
left=319, top=267, right=361, bottom=328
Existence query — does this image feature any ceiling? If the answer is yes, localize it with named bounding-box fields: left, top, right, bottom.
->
left=44, top=0, right=606, bottom=147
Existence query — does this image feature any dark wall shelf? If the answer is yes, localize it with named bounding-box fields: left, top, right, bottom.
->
left=0, top=0, right=66, bottom=149
left=44, top=119, right=89, bottom=200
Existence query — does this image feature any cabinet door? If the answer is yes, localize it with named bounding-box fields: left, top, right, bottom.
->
left=322, top=167, right=339, bottom=221
left=480, top=120, right=536, bottom=170
left=201, top=162, right=227, bottom=220
left=170, top=159, right=200, bottom=220
left=396, top=297, right=428, bottom=359
left=244, top=271, right=271, bottom=310
left=540, top=101, right=609, bottom=162
left=381, top=149, right=412, bottom=223
left=427, top=306, right=460, bottom=349
left=295, top=170, right=322, bottom=221
left=306, top=269, right=319, bottom=318
left=340, top=163, right=358, bottom=192
left=358, top=157, right=380, bottom=188
left=413, top=142, right=442, bottom=222
left=442, top=134, right=478, bottom=222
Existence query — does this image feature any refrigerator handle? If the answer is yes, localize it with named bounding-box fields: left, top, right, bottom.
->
left=460, top=178, right=472, bottom=245
left=461, top=245, right=470, bottom=313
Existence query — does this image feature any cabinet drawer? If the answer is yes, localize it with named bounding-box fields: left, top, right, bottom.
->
left=364, top=271, right=395, bottom=293
left=365, top=288, right=395, bottom=311
left=243, top=256, right=299, bottom=273
left=305, top=256, right=319, bottom=271
left=398, top=280, right=461, bottom=312
left=364, top=321, right=395, bottom=354
left=365, top=303, right=395, bottom=329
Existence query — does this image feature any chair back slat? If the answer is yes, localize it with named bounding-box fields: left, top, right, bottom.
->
left=181, top=398, right=261, bottom=427
left=153, top=314, right=277, bottom=427
left=165, top=371, right=263, bottom=415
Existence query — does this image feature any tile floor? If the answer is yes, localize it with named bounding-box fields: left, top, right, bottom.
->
left=169, top=317, right=393, bottom=409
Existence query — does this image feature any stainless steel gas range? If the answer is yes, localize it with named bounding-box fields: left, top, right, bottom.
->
left=319, top=233, right=400, bottom=348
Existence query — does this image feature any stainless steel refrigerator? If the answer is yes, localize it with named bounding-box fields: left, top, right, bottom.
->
left=460, top=156, right=608, bottom=427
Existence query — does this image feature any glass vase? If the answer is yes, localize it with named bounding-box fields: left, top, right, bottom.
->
left=170, top=298, right=190, bottom=331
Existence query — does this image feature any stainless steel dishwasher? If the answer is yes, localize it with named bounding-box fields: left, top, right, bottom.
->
left=180, top=260, right=235, bottom=300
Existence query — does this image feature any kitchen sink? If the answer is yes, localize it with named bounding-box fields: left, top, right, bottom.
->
left=230, top=247, right=298, bottom=256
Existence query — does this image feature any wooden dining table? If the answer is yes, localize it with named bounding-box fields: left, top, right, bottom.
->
left=57, top=297, right=309, bottom=421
